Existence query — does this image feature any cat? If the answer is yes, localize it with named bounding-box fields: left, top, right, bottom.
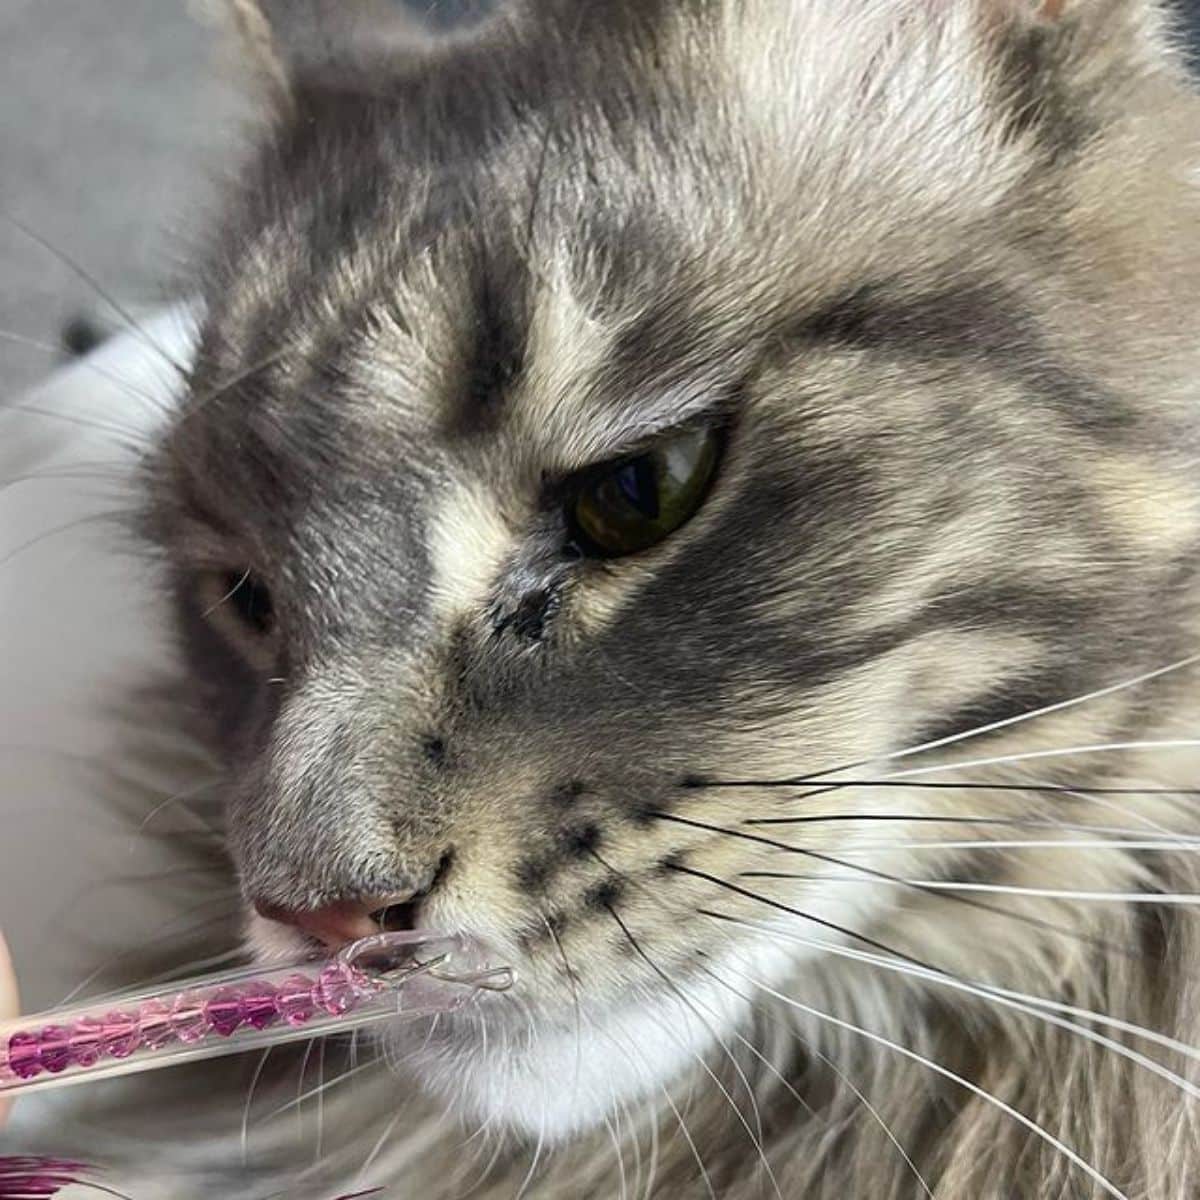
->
left=14, top=0, right=1200, bottom=1195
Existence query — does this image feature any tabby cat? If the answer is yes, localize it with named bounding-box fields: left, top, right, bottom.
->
left=39, top=0, right=1200, bottom=1195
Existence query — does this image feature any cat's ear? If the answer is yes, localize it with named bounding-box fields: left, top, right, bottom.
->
left=219, top=0, right=439, bottom=109
left=984, top=0, right=1178, bottom=65
left=979, top=0, right=1185, bottom=144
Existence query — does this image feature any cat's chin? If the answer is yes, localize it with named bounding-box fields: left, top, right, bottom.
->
left=243, top=911, right=805, bottom=1140
left=386, top=935, right=801, bottom=1142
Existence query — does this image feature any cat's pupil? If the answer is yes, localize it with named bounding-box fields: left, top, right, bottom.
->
left=568, top=426, right=721, bottom=558
left=226, top=571, right=274, bottom=636
left=615, top=457, right=660, bottom=519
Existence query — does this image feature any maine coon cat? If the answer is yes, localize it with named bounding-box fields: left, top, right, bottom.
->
left=11, top=0, right=1200, bottom=1195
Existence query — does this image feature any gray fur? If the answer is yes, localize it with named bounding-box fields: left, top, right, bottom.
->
left=125, top=0, right=1200, bottom=1194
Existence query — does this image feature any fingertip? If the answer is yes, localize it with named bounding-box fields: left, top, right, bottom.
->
left=0, top=930, right=18, bottom=1126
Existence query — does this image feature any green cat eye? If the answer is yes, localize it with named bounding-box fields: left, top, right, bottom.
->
left=569, top=426, right=721, bottom=558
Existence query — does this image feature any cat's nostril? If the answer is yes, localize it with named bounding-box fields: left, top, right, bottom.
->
left=253, top=897, right=380, bottom=949
left=252, top=852, right=455, bottom=950
left=370, top=902, right=418, bottom=933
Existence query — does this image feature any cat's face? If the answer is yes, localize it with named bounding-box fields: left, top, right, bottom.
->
left=144, top=0, right=1200, bottom=1137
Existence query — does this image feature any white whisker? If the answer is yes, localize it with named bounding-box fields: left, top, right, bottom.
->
left=695, top=957, right=934, bottom=1198
left=264, top=1052, right=383, bottom=1122
left=640, top=1089, right=660, bottom=1200
left=710, top=913, right=1200, bottom=1082
left=727, top=964, right=1131, bottom=1200
left=241, top=1046, right=274, bottom=1165
left=848, top=654, right=1200, bottom=774
left=354, top=1105, right=406, bottom=1188
left=658, top=1083, right=717, bottom=1200
left=604, top=896, right=782, bottom=1198
left=602, top=1112, right=630, bottom=1200
left=513, top=1005, right=549, bottom=1200
left=314, top=1039, right=327, bottom=1165
left=877, top=740, right=1200, bottom=783
left=850, top=839, right=1200, bottom=852
left=748, top=872, right=1200, bottom=904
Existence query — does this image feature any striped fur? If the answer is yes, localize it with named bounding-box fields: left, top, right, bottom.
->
left=122, top=0, right=1200, bottom=1195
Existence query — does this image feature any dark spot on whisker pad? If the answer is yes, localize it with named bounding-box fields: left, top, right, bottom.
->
left=562, top=824, right=602, bottom=858
left=519, top=908, right=570, bottom=950
left=657, top=849, right=687, bottom=874
left=630, top=801, right=661, bottom=827
left=60, top=312, right=111, bottom=357
left=550, top=780, right=587, bottom=807
left=422, top=736, right=447, bottom=767
left=516, top=857, right=554, bottom=893
left=586, top=878, right=625, bottom=912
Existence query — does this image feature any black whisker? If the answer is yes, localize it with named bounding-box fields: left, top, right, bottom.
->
left=701, top=918, right=1139, bottom=1199
left=667, top=860, right=938, bottom=971
left=656, top=812, right=1144, bottom=961
left=540, top=906, right=586, bottom=1102
left=585, top=844, right=821, bottom=1137
left=739, top=814, right=1191, bottom=836
left=688, top=777, right=1200, bottom=800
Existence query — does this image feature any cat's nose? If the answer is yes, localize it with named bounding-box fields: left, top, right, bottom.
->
left=253, top=892, right=422, bottom=950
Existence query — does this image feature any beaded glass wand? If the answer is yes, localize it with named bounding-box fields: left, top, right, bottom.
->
left=0, top=930, right=512, bottom=1096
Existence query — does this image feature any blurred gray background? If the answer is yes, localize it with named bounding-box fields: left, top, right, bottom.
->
left=0, top=1, right=250, bottom=394
left=1, top=0, right=1199, bottom=397
left=0, top=0, right=480, bottom=396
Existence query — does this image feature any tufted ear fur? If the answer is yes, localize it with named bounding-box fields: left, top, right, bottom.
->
left=218, top=0, right=444, bottom=109
left=980, top=0, right=1189, bottom=153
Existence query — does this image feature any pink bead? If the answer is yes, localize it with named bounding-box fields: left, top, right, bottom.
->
left=101, top=1010, right=141, bottom=1059
left=243, top=983, right=279, bottom=1031
left=313, top=962, right=365, bottom=1016
left=169, top=991, right=212, bottom=1044
left=138, top=999, right=173, bottom=1051
left=206, top=987, right=245, bottom=1037
left=7, top=1031, right=41, bottom=1079
left=37, top=1026, right=72, bottom=1074
left=277, top=974, right=316, bottom=1026
left=69, top=1016, right=104, bottom=1068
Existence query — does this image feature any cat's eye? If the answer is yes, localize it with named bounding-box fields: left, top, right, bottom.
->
left=569, top=426, right=721, bottom=558
left=211, top=569, right=275, bottom=637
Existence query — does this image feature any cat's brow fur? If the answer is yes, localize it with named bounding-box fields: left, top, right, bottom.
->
left=120, top=0, right=1200, bottom=1195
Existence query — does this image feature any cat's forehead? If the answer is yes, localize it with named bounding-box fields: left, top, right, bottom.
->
left=166, top=0, right=1077, bottom=526
left=183, top=160, right=761, bottom=496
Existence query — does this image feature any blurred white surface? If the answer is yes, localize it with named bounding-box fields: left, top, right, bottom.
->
left=0, top=310, right=208, bottom=1015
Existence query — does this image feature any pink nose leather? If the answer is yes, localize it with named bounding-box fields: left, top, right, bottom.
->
left=254, top=895, right=411, bottom=949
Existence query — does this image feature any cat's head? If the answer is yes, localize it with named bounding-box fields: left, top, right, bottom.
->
left=144, top=0, right=1200, bottom=1137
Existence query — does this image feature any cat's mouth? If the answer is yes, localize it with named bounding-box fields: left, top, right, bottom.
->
left=345, top=928, right=512, bottom=985
left=246, top=909, right=514, bottom=1004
